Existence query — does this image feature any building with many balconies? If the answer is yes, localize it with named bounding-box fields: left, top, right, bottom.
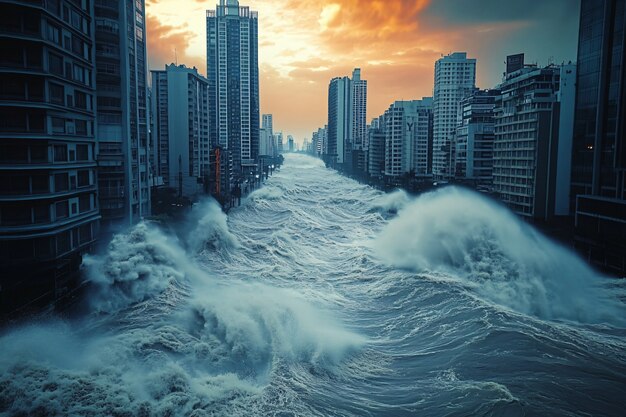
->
left=0, top=0, right=100, bottom=313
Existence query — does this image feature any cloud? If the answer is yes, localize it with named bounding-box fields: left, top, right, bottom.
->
left=145, top=15, right=204, bottom=73
left=144, top=0, right=580, bottom=141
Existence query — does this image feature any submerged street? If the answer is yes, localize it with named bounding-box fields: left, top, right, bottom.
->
left=1, top=154, right=625, bottom=416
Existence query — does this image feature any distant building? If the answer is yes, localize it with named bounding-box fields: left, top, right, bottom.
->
left=151, top=64, right=209, bottom=199
left=454, top=89, right=499, bottom=187
left=383, top=99, right=433, bottom=178
left=433, top=52, right=477, bottom=180
left=95, top=0, right=151, bottom=229
left=288, top=136, right=294, bottom=152
left=261, top=114, right=275, bottom=157
left=0, top=0, right=100, bottom=312
left=275, top=132, right=284, bottom=154
left=367, top=116, right=386, bottom=179
left=328, top=75, right=352, bottom=167
left=327, top=68, right=368, bottom=171
left=206, top=0, right=260, bottom=179
left=352, top=69, right=368, bottom=150
left=493, top=63, right=576, bottom=221
left=571, top=0, right=626, bottom=275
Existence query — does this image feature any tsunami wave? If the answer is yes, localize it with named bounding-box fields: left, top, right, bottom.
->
left=372, top=186, right=625, bottom=325
left=1, top=154, right=625, bottom=417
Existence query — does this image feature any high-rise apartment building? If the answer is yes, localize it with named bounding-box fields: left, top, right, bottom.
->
left=454, top=89, right=499, bottom=186
left=383, top=99, right=433, bottom=178
left=352, top=68, right=368, bottom=150
left=151, top=64, right=210, bottom=199
left=493, top=63, right=576, bottom=221
left=0, top=0, right=100, bottom=312
left=571, top=0, right=626, bottom=275
left=367, top=116, right=386, bottom=179
left=433, top=52, right=476, bottom=180
left=95, top=0, right=151, bottom=229
left=327, top=75, right=352, bottom=167
left=206, top=0, right=260, bottom=181
left=327, top=68, right=368, bottom=171
left=287, top=135, right=294, bottom=152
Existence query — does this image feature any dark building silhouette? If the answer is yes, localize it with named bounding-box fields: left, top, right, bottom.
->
left=0, top=0, right=100, bottom=313
left=571, top=0, right=626, bottom=275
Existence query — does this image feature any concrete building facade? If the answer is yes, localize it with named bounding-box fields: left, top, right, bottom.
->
left=206, top=0, right=260, bottom=180
left=95, top=0, right=151, bottom=229
left=383, top=99, right=433, bottom=178
left=433, top=52, right=476, bottom=180
left=151, top=64, right=210, bottom=199
left=493, top=63, right=576, bottom=221
left=0, top=0, right=100, bottom=312
left=454, top=89, right=499, bottom=186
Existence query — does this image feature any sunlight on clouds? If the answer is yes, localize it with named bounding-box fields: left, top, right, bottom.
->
left=319, top=4, right=341, bottom=31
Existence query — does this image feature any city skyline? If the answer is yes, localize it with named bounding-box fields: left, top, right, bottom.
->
left=146, top=0, right=580, bottom=141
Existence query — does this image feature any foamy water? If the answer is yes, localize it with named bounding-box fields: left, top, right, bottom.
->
left=1, top=154, right=625, bottom=416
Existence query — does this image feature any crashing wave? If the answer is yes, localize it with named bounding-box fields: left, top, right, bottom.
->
left=372, top=187, right=625, bottom=324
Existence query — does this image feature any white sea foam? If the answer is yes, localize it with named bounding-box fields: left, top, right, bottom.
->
left=372, top=189, right=411, bottom=213
left=187, top=198, right=240, bottom=253
left=372, top=187, right=625, bottom=324
left=84, top=222, right=187, bottom=313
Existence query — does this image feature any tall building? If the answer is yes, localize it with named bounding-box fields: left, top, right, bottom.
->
left=352, top=68, right=368, bottom=150
left=367, top=116, right=386, bottom=179
left=262, top=114, right=273, bottom=135
left=493, top=62, right=576, bottom=221
left=0, top=0, right=100, bottom=312
left=327, top=68, right=368, bottom=171
left=151, top=64, right=210, bottom=199
left=454, top=89, right=499, bottom=187
left=383, top=99, right=433, bottom=178
left=95, top=0, right=151, bottom=229
left=433, top=52, right=476, bottom=180
left=571, top=0, right=626, bottom=275
left=287, top=135, right=294, bottom=152
left=206, top=0, right=260, bottom=180
left=327, top=75, right=352, bottom=167
left=275, top=131, right=283, bottom=154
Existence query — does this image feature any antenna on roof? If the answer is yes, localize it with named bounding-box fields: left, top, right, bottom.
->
left=174, top=48, right=178, bottom=66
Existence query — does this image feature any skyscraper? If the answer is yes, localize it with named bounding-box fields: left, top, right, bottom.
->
left=0, top=0, right=100, bottom=312
left=352, top=68, right=368, bottom=150
left=151, top=64, right=210, bottom=199
left=571, top=0, right=626, bottom=274
left=95, top=0, right=151, bottom=229
left=327, top=75, right=352, bottom=167
left=433, top=52, right=476, bottom=180
left=327, top=68, right=367, bottom=171
left=206, top=0, right=260, bottom=183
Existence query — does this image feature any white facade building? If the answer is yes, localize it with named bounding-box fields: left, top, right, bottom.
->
left=383, top=98, right=433, bottom=177
left=433, top=52, right=476, bottom=180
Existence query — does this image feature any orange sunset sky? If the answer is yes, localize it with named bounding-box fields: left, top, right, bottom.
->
left=146, top=0, right=581, bottom=144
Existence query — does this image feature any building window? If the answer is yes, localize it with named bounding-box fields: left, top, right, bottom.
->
left=76, top=144, right=89, bottom=160
left=55, top=201, right=69, bottom=219
left=77, top=170, right=90, bottom=187
left=55, top=173, right=69, bottom=192
left=52, top=118, right=65, bottom=134
left=49, top=53, right=64, bottom=76
left=54, top=144, right=67, bottom=161
left=79, top=194, right=91, bottom=212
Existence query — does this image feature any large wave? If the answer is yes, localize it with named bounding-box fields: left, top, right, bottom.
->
left=0, top=192, right=363, bottom=416
left=371, top=187, right=625, bottom=325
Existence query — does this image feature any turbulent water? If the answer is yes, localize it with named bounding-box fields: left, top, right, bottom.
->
left=2, top=153, right=626, bottom=416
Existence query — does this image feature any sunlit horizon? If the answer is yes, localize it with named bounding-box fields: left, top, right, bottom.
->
left=146, top=0, right=579, bottom=143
